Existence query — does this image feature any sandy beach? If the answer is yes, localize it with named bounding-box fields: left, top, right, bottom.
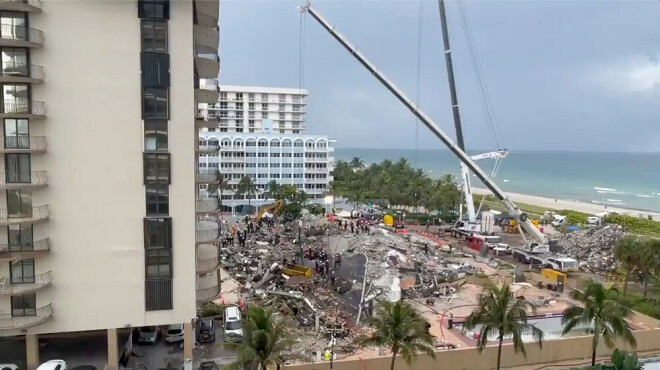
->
left=472, top=187, right=660, bottom=221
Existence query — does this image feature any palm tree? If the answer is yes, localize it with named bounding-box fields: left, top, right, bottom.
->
left=355, top=300, right=435, bottom=370
left=322, top=181, right=341, bottom=208
left=224, top=306, right=298, bottom=370
left=638, top=238, right=660, bottom=297
left=562, top=280, right=636, bottom=367
left=350, top=156, right=365, bottom=171
left=614, top=236, right=641, bottom=295
left=463, top=284, right=544, bottom=370
left=206, top=173, right=232, bottom=213
left=237, top=176, right=258, bottom=211
left=263, top=180, right=282, bottom=201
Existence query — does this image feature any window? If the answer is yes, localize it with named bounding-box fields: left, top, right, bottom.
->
left=140, top=52, right=169, bottom=87
left=144, top=153, right=170, bottom=184
left=294, top=141, right=303, bottom=147
left=11, top=293, right=35, bottom=317
left=3, top=118, right=28, bottom=149
left=1, top=48, right=28, bottom=77
left=10, top=259, right=34, bottom=284
left=144, top=217, right=172, bottom=249
left=272, top=174, right=280, bottom=179
left=236, top=92, right=243, bottom=100
left=294, top=153, right=303, bottom=158
left=261, top=104, right=268, bottom=111
left=258, top=163, right=268, bottom=168
left=220, top=92, right=227, bottom=100
left=246, top=141, right=256, bottom=147
left=146, top=186, right=169, bottom=215
left=144, top=121, right=167, bottom=151
left=294, top=174, right=303, bottom=178
left=249, top=129, right=255, bottom=133
left=258, top=153, right=267, bottom=157
left=142, top=88, right=168, bottom=119
left=258, top=140, right=267, bottom=147
left=283, top=174, right=292, bottom=178
left=246, top=163, right=256, bottom=168
left=2, top=84, right=28, bottom=114
left=5, top=153, right=30, bottom=183
left=138, top=0, right=170, bottom=20
left=293, top=130, right=300, bottom=134
left=7, top=189, right=31, bottom=218
left=270, top=153, right=280, bottom=157
left=282, top=163, right=292, bottom=168
left=294, top=163, right=303, bottom=168
left=141, top=20, right=167, bottom=52
left=7, top=224, right=32, bottom=251
left=258, top=174, right=267, bottom=179
left=0, top=12, right=26, bottom=41
left=271, top=141, right=280, bottom=147
left=270, top=163, right=280, bottom=168
left=146, top=248, right=172, bottom=278
left=246, top=152, right=256, bottom=157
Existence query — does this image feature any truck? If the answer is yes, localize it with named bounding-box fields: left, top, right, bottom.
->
left=446, top=220, right=481, bottom=239
left=512, top=249, right=577, bottom=273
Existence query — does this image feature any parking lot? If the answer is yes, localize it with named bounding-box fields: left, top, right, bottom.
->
left=0, top=321, right=237, bottom=370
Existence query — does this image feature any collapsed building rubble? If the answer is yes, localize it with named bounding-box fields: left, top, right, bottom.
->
left=558, top=225, right=625, bottom=273
left=214, top=213, right=496, bottom=360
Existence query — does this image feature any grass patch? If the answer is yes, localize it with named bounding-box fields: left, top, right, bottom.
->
left=474, top=194, right=556, bottom=218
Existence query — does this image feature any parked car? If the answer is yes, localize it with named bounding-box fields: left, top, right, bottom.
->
left=223, top=306, right=243, bottom=342
left=196, top=318, right=216, bottom=343
left=37, top=360, right=67, bottom=370
left=165, top=324, right=184, bottom=343
left=0, top=364, right=19, bottom=370
left=198, top=362, right=218, bottom=370
left=138, top=326, right=160, bottom=344
left=586, top=216, right=601, bottom=225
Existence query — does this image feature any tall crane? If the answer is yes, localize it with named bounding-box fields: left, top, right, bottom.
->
left=299, top=1, right=548, bottom=246
left=437, top=0, right=476, bottom=224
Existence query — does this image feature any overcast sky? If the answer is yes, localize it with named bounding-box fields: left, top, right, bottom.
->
left=218, top=0, right=660, bottom=152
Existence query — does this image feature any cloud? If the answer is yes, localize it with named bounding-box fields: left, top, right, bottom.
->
left=592, top=54, right=660, bottom=94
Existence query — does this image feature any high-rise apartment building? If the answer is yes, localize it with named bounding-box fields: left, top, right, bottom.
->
left=0, top=1, right=219, bottom=368
left=198, top=85, right=308, bottom=134
left=197, top=133, right=335, bottom=211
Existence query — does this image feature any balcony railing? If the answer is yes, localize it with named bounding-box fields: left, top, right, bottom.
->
left=198, top=78, right=218, bottom=92
left=0, top=205, right=49, bottom=225
left=0, top=271, right=52, bottom=295
left=1, top=62, right=43, bottom=80
left=196, top=225, right=219, bottom=244
left=197, top=144, right=220, bottom=152
left=196, top=170, right=219, bottom=183
left=0, top=303, right=53, bottom=330
left=0, top=170, right=47, bottom=189
left=0, top=238, right=50, bottom=260
left=0, top=0, right=43, bottom=10
left=196, top=256, right=220, bottom=274
left=2, top=100, right=45, bottom=115
left=196, top=199, right=219, bottom=213
left=0, top=136, right=47, bottom=153
left=196, top=53, right=219, bottom=62
left=0, top=24, right=44, bottom=45
left=196, top=285, right=220, bottom=303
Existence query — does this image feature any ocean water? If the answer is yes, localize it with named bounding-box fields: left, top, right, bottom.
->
left=334, top=148, right=660, bottom=212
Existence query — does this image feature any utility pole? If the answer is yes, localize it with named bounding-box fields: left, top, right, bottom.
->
left=298, top=219, right=304, bottom=264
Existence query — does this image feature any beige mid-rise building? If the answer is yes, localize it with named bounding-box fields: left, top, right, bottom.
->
left=0, top=0, right=220, bottom=368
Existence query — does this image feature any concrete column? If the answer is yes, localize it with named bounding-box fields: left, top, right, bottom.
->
left=26, top=334, right=39, bottom=370
left=107, top=328, right=118, bottom=369
left=183, top=322, right=194, bottom=360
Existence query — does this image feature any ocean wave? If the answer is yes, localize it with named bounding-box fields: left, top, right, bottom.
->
left=594, top=187, right=617, bottom=192
left=606, top=199, right=623, bottom=203
left=635, top=194, right=653, bottom=198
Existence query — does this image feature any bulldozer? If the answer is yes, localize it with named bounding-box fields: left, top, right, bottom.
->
left=502, top=218, right=540, bottom=234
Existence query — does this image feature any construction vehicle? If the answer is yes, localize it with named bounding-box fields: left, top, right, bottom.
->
left=299, top=1, right=551, bottom=250
left=256, top=199, right=284, bottom=220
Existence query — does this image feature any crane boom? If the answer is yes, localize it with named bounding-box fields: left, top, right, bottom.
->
left=300, top=1, right=547, bottom=243
left=437, top=0, right=476, bottom=224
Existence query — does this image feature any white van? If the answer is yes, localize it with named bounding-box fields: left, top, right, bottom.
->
left=586, top=216, right=601, bottom=225
left=36, top=361, right=66, bottom=370
left=223, top=306, right=243, bottom=342
left=552, top=216, right=566, bottom=227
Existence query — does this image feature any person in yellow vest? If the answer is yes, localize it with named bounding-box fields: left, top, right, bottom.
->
left=324, top=349, right=331, bottom=361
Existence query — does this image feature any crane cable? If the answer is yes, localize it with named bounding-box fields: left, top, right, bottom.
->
left=413, top=0, right=423, bottom=166
left=457, top=0, right=502, bottom=150
left=298, top=8, right=306, bottom=94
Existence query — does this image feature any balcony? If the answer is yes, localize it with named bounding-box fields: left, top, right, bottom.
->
left=196, top=199, right=219, bottom=214
left=196, top=284, right=220, bottom=304
left=0, top=136, right=47, bottom=154
left=0, top=303, right=53, bottom=330
left=1, top=101, right=46, bottom=119
left=193, top=24, right=219, bottom=52
left=195, top=52, right=219, bottom=79
left=0, top=238, right=50, bottom=261
left=197, top=256, right=220, bottom=274
left=0, top=205, right=49, bottom=226
left=196, top=170, right=219, bottom=184
left=194, top=0, right=219, bottom=26
left=0, top=0, right=42, bottom=12
left=0, top=171, right=47, bottom=189
left=197, top=144, right=220, bottom=154
left=196, top=221, right=219, bottom=244
left=195, top=78, right=219, bottom=104
left=0, top=24, right=44, bottom=48
left=0, top=271, right=51, bottom=295
left=0, top=62, right=43, bottom=84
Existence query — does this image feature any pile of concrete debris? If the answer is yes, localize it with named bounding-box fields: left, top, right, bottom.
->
left=559, top=225, right=625, bottom=273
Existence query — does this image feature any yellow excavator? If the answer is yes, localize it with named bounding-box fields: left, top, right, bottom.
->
left=256, top=199, right=284, bottom=220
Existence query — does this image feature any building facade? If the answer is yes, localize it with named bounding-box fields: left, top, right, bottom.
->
left=0, top=1, right=219, bottom=368
left=198, top=133, right=334, bottom=211
left=198, top=85, right=308, bottom=134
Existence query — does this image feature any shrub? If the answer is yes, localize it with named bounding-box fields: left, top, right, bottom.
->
left=604, top=214, right=660, bottom=236
left=199, top=302, right=224, bottom=318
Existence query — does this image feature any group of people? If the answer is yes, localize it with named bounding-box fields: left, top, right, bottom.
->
left=336, top=218, right=370, bottom=234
